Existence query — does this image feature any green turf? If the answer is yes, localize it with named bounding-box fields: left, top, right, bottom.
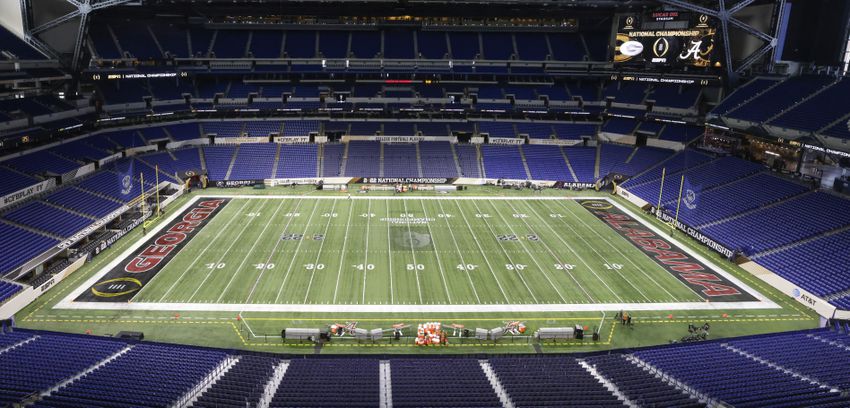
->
left=132, top=197, right=702, bottom=305
left=16, top=186, right=820, bottom=354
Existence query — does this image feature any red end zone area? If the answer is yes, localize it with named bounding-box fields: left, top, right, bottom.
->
left=577, top=199, right=756, bottom=302
left=75, top=198, right=230, bottom=302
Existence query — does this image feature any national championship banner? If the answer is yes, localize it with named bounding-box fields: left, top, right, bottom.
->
left=0, top=179, right=55, bottom=211
left=355, top=177, right=457, bottom=184
left=77, top=198, right=230, bottom=302
left=654, top=208, right=735, bottom=258
left=614, top=11, right=717, bottom=68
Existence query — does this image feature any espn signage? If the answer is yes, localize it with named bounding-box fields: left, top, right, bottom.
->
left=614, top=12, right=717, bottom=67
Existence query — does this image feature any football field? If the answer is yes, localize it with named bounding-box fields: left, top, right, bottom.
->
left=60, top=195, right=768, bottom=312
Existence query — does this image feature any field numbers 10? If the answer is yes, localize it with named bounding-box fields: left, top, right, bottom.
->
left=604, top=263, right=624, bottom=270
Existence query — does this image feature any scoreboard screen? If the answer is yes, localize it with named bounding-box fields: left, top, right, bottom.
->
left=613, top=11, right=717, bottom=68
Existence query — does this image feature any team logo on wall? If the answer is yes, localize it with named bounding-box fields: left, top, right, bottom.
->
left=684, top=189, right=698, bottom=210
left=120, top=175, right=133, bottom=195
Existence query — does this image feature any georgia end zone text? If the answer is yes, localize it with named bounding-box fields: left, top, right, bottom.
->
left=76, top=198, right=230, bottom=302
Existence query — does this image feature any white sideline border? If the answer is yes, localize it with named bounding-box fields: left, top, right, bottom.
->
left=55, top=195, right=778, bottom=313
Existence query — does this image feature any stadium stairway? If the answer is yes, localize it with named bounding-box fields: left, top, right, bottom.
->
left=0, top=218, right=63, bottom=242
left=38, top=200, right=97, bottom=221
left=476, top=144, right=485, bottom=178
left=517, top=146, right=532, bottom=180
left=223, top=145, right=240, bottom=180
left=449, top=143, right=463, bottom=177
left=270, top=144, right=283, bottom=177
left=697, top=189, right=816, bottom=230
left=339, top=143, right=350, bottom=176
left=256, top=360, right=290, bottom=408
left=719, top=77, right=786, bottom=117
left=625, top=354, right=713, bottom=405
left=415, top=143, right=424, bottom=177
left=37, top=344, right=135, bottom=403
left=560, top=146, right=580, bottom=182
left=379, top=143, right=384, bottom=177
left=764, top=77, right=844, bottom=124
left=751, top=223, right=850, bottom=261
left=594, top=143, right=602, bottom=180
left=577, top=359, right=637, bottom=407
left=478, top=360, right=515, bottom=408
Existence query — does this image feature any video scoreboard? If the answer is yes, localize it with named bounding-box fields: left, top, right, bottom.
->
left=613, top=11, right=717, bottom=68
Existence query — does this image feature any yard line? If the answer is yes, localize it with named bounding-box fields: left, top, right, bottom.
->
left=273, top=199, right=322, bottom=303
left=551, top=200, right=651, bottom=301
left=451, top=200, right=510, bottom=303
left=243, top=197, right=306, bottom=304
left=435, top=199, right=480, bottom=303
left=417, top=200, right=452, bottom=303
left=401, top=199, right=423, bottom=304
left=153, top=199, right=248, bottom=302
left=361, top=199, right=371, bottom=304
left=522, top=200, right=624, bottom=302
left=386, top=199, right=394, bottom=304
left=467, top=198, right=539, bottom=302
left=556, top=199, right=692, bottom=301
left=491, top=200, right=567, bottom=303
left=214, top=198, right=289, bottom=303
left=511, top=199, right=596, bottom=302
left=187, top=199, right=269, bottom=302
left=303, top=199, right=339, bottom=303
left=331, top=199, right=355, bottom=302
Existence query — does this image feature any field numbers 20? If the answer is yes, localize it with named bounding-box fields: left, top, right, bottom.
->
left=254, top=263, right=275, bottom=270
left=554, top=263, right=576, bottom=270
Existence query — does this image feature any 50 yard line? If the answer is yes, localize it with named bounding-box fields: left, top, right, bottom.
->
left=418, top=199, right=452, bottom=303
left=401, top=199, right=424, bottom=304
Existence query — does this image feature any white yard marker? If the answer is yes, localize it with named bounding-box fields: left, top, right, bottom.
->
left=152, top=199, right=249, bottom=302
left=187, top=199, right=269, bottom=302
left=304, top=199, right=339, bottom=303
left=452, top=200, right=511, bottom=303
left=512, top=199, right=596, bottom=302
left=274, top=199, right=322, bottom=303
left=417, top=200, right=452, bottom=303
left=401, top=199, right=424, bottom=304
left=435, top=199, right=481, bottom=303
left=386, top=200, right=395, bottom=304
left=492, top=199, right=567, bottom=303
left=553, top=200, right=651, bottom=302
left=556, top=199, right=696, bottom=302
left=331, top=199, right=355, bottom=303
left=522, top=200, right=623, bottom=302
left=215, top=199, right=289, bottom=303
left=468, top=198, right=539, bottom=303
left=243, top=197, right=306, bottom=304
left=361, top=199, right=371, bottom=304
